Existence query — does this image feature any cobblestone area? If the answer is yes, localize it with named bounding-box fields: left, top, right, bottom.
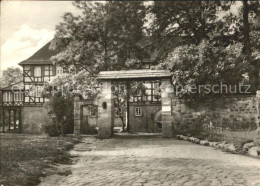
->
left=39, top=135, right=260, bottom=186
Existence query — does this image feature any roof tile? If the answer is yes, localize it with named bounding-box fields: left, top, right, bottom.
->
left=18, top=40, right=58, bottom=65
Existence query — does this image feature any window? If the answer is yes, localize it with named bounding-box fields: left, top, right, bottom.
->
left=14, top=92, right=23, bottom=101
left=3, top=92, right=12, bottom=102
left=34, top=66, right=41, bottom=77
left=90, top=106, right=97, bottom=116
left=56, top=66, right=63, bottom=75
left=29, top=90, right=35, bottom=97
left=44, top=65, right=53, bottom=76
left=135, top=107, right=142, bottom=116
left=35, top=86, right=43, bottom=97
left=29, top=86, right=43, bottom=97
left=131, top=81, right=161, bottom=103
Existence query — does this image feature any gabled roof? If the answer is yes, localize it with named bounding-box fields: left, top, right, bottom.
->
left=97, top=70, right=172, bottom=80
left=18, top=40, right=58, bottom=65
left=1, top=81, right=24, bottom=91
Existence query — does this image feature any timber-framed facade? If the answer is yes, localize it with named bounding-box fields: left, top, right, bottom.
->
left=0, top=41, right=63, bottom=133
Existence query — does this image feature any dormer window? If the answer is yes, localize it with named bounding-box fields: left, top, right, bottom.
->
left=34, top=66, right=41, bottom=77
left=56, top=66, right=63, bottom=75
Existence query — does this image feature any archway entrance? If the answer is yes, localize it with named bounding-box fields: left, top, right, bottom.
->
left=96, top=70, right=173, bottom=138
left=127, top=80, right=162, bottom=133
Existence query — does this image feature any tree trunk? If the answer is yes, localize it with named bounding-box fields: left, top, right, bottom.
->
left=256, top=6, right=260, bottom=90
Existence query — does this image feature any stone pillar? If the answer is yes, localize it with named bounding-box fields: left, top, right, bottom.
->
left=73, top=95, right=82, bottom=136
left=98, top=80, right=114, bottom=138
left=161, top=79, right=174, bottom=138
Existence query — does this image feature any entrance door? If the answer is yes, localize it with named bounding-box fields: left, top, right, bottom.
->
left=81, top=105, right=97, bottom=134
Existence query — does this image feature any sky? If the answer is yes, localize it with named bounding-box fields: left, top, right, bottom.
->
left=0, top=1, right=81, bottom=73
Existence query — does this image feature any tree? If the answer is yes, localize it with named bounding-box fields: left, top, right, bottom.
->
left=1, top=67, right=23, bottom=87
left=50, top=1, right=146, bottom=77
left=113, top=83, right=128, bottom=132
left=241, top=0, right=260, bottom=92
left=43, top=91, right=74, bottom=136
left=155, top=40, right=247, bottom=99
left=150, top=1, right=260, bottom=96
left=148, top=1, right=234, bottom=62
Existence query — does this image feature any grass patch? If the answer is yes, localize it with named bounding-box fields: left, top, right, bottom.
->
left=0, top=134, right=80, bottom=186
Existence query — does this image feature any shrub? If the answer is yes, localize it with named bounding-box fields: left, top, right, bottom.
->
left=43, top=92, right=74, bottom=136
left=43, top=123, right=60, bottom=137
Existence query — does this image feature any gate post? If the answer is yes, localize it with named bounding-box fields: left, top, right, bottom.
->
left=161, top=79, right=173, bottom=138
left=98, top=80, right=114, bottom=138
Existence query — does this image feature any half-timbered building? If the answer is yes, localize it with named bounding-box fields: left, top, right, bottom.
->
left=0, top=41, right=64, bottom=133
left=0, top=39, right=161, bottom=134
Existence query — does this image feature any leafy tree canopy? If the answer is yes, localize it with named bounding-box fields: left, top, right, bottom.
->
left=50, top=1, right=146, bottom=77
left=149, top=1, right=260, bottom=97
left=155, top=40, right=247, bottom=99
left=46, top=1, right=260, bottom=99
left=1, top=67, right=23, bottom=88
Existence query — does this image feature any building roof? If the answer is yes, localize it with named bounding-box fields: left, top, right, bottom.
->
left=97, top=70, right=172, bottom=80
left=1, top=81, right=24, bottom=91
left=18, top=40, right=58, bottom=65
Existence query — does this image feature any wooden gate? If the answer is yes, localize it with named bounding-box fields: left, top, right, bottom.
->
left=129, top=105, right=161, bottom=133
left=81, top=105, right=97, bottom=134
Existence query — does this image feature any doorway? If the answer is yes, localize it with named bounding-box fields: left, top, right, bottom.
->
left=81, top=105, right=98, bottom=134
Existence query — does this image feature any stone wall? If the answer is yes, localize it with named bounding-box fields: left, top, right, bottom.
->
left=172, top=95, right=257, bottom=132
left=22, top=106, right=50, bottom=133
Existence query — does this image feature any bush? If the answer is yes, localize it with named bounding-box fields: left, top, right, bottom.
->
left=43, top=123, right=60, bottom=137
left=43, top=92, right=74, bottom=136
